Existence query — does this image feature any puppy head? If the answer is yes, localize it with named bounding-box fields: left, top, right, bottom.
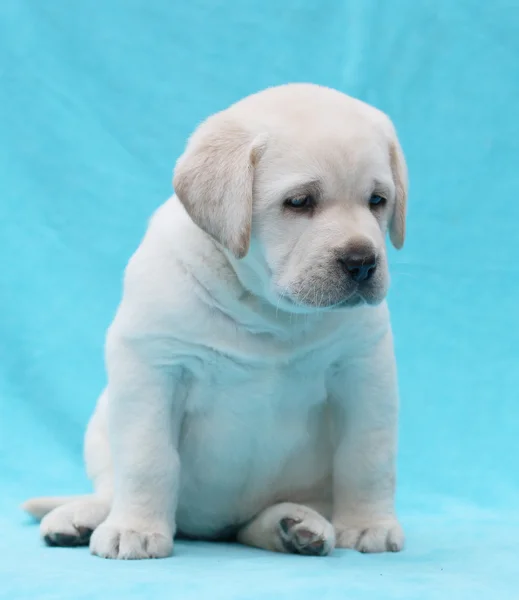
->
left=174, top=84, right=407, bottom=311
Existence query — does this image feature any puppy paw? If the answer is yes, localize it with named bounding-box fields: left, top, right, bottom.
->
left=41, top=498, right=109, bottom=547
left=89, top=519, right=173, bottom=559
left=278, top=510, right=335, bottom=556
left=334, top=517, right=404, bottom=553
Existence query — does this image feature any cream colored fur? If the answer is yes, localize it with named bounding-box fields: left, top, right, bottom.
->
left=23, top=84, right=408, bottom=559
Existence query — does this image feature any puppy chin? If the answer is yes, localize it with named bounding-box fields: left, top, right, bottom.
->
left=325, top=286, right=389, bottom=310
left=271, top=277, right=388, bottom=313
left=333, top=294, right=364, bottom=309
left=356, top=287, right=388, bottom=307
left=272, top=289, right=360, bottom=314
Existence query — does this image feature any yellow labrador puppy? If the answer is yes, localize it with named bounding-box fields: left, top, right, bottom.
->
left=24, top=83, right=408, bottom=559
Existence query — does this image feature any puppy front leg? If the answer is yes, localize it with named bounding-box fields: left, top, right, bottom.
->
left=89, top=336, right=185, bottom=560
left=329, top=330, right=404, bottom=553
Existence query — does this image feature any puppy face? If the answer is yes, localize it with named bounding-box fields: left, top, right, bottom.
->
left=174, top=84, right=407, bottom=312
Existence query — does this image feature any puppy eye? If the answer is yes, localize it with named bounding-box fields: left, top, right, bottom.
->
left=369, top=194, right=387, bottom=208
left=284, top=195, right=315, bottom=210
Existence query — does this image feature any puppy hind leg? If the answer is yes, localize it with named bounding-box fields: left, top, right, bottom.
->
left=237, top=502, right=335, bottom=556
left=40, top=495, right=110, bottom=547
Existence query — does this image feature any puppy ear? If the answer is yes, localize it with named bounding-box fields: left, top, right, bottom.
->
left=388, top=134, right=408, bottom=250
left=173, top=114, right=267, bottom=259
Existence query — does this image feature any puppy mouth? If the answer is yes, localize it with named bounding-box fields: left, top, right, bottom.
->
left=277, top=289, right=365, bottom=311
left=284, top=287, right=386, bottom=311
left=332, top=294, right=364, bottom=309
left=333, top=291, right=386, bottom=309
left=274, top=276, right=387, bottom=311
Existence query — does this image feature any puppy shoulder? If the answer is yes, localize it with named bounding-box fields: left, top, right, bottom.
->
left=108, top=199, right=208, bottom=338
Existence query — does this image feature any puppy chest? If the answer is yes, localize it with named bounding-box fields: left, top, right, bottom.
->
left=177, top=360, right=332, bottom=531
left=179, top=360, right=328, bottom=477
left=181, top=374, right=328, bottom=460
left=184, top=357, right=328, bottom=414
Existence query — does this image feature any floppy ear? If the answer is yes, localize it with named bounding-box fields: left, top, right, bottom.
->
left=388, top=134, right=408, bottom=250
left=173, top=113, right=267, bottom=259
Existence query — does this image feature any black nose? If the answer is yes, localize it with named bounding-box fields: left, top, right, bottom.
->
left=339, top=253, right=377, bottom=282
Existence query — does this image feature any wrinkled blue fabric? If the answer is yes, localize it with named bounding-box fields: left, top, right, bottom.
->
left=1, top=1, right=518, bottom=598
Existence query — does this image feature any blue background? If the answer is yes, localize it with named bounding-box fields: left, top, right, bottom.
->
left=1, top=0, right=518, bottom=598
